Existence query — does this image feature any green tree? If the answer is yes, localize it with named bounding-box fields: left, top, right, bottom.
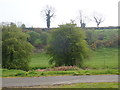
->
left=39, top=32, right=49, bottom=45
left=27, top=31, right=41, bottom=46
left=47, top=24, right=90, bottom=67
left=85, top=30, right=97, bottom=45
left=27, top=31, right=50, bottom=52
left=2, top=25, right=33, bottom=71
left=20, top=24, right=26, bottom=29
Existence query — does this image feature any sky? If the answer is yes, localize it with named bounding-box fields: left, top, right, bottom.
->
left=0, top=0, right=119, bottom=28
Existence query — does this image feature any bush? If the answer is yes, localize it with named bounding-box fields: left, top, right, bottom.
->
left=47, top=24, right=90, bottom=67
left=86, top=29, right=119, bottom=49
left=39, top=32, right=49, bottom=46
left=27, top=31, right=49, bottom=52
left=85, top=30, right=97, bottom=45
left=27, top=31, right=41, bottom=46
left=2, top=25, right=33, bottom=71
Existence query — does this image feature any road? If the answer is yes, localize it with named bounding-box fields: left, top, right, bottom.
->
left=2, top=75, right=118, bottom=87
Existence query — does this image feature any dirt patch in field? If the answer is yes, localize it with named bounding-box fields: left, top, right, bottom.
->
left=36, top=66, right=80, bottom=72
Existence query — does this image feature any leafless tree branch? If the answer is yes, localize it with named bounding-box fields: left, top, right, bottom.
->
left=93, top=12, right=105, bottom=27
left=41, top=5, right=55, bottom=28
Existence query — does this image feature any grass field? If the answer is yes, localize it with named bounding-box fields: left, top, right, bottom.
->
left=2, top=47, right=119, bottom=77
left=30, top=48, right=118, bottom=69
left=83, top=48, right=118, bottom=69
left=29, top=53, right=52, bottom=69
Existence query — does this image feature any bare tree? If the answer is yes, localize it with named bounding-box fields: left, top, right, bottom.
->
left=78, top=10, right=90, bottom=28
left=70, top=19, right=75, bottom=24
left=93, top=12, right=105, bottom=27
left=41, top=5, right=55, bottom=29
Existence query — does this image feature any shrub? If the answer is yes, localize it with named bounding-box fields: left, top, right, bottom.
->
left=2, top=25, right=33, bottom=71
left=39, top=32, right=49, bottom=46
left=27, top=31, right=41, bottom=46
left=86, top=29, right=119, bottom=49
left=85, top=30, right=97, bottom=45
left=27, top=31, right=49, bottom=52
left=47, top=24, right=90, bottom=67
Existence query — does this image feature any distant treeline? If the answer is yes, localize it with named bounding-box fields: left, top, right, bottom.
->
left=85, top=26, right=120, bottom=30
left=24, top=26, right=120, bottom=31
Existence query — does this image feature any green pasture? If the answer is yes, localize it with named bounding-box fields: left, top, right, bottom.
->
left=2, top=47, right=118, bottom=77
left=83, top=48, right=118, bottom=69
left=29, top=29, right=119, bottom=69
left=29, top=48, right=118, bottom=69
left=29, top=53, right=52, bottom=69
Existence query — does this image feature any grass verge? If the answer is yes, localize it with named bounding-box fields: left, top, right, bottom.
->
left=15, top=82, right=119, bottom=88
left=2, top=69, right=119, bottom=77
left=57, top=82, right=118, bottom=88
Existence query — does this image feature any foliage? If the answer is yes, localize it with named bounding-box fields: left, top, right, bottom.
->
left=34, top=28, right=42, bottom=34
left=85, top=30, right=96, bottom=45
left=85, top=29, right=119, bottom=49
left=27, top=31, right=41, bottom=46
left=39, top=32, right=49, bottom=45
left=2, top=25, right=33, bottom=71
left=27, top=31, right=49, bottom=52
left=20, top=24, right=26, bottom=29
left=47, top=24, right=90, bottom=67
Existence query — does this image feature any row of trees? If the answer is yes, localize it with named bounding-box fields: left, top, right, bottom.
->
left=2, top=23, right=90, bottom=70
left=42, top=5, right=105, bottom=29
left=0, top=6, right=105, bottom=29
left=2, top=22, right=118, bottom=71
left=0, top=22, right=26, bottom=28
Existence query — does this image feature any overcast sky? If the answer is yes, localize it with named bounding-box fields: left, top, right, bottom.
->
left=0, top=0, right=119, bottom=28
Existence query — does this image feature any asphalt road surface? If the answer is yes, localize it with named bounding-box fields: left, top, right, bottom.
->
left=2, top=75, right=118, bottom=87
